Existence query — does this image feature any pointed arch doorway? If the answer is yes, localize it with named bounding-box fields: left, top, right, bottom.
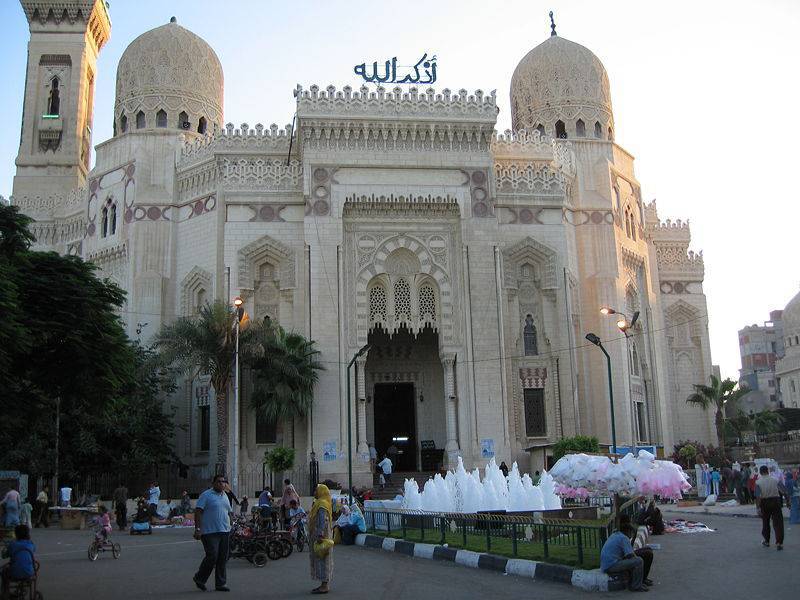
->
left=365, top=327, right=444, bottom=472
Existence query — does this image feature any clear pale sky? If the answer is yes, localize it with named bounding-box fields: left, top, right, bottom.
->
left=1, top=0, right=798, bottom=379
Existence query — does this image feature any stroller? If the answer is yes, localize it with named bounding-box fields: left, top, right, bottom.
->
left=129, top=502, right=152, bottom=535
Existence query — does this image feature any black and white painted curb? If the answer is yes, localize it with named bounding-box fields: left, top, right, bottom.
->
left=354, top=533, right=634, bottom=592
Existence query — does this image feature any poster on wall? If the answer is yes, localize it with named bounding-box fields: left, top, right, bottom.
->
left=323, top=440, right=338, bottom=462
left=480, top=439, right=495, bottom=459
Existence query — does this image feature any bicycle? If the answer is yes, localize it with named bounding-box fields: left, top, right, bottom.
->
left=88, top=529, right=120, bottom=561
left=289, top=516, right=308, bottom=552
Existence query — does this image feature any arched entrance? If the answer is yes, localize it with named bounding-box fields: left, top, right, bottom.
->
left=365, top=327, right=444, bottom=471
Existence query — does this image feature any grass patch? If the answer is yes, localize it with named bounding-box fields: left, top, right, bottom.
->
left=367, top=523, right=602, bottom=568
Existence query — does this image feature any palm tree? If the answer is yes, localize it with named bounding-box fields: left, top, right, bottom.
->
left=246, top=323, right=323, bottom=447
left=686, top=375, right=749, bottom=457
left=155, top=300, right=247, bottom=468
left=751, top=410, right=784, bottom=435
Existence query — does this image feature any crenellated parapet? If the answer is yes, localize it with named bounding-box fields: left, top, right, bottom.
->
left=491, top=129, right=575, bottom=196
left=296, top=84, right=498, bottom=122
left=646, top=200, right=705, bottom=281
left=179, top=123, right=295, bottom=167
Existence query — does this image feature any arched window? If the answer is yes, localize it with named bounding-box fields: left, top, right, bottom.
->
left=523, top=314, right=538, bottom=356
left=535, top=123, right=545, bottom=136
left=608, top=127, right=614, bottom=141
left=630, top=212, right=637, bottom=240
left=576, top=119, right=585, bottom=137
left=555, top=120, right=567, bottom=139
left=178, top=111, right=189, bottom=130
left=625, top=209, right=631, bottom=237
left=613, top=186, right=621, bottom=211
left=136, top=111, right=146, bottom=129
left=120, top=114, right=128, bottom=133
left=101, top=206, right=108, bottom=238
left=630, top=342, right=640, bottom=376
left=195, top=289, right=207, bottom=315
left=594, top=121, right=602, bottom=138
left=198, top=117, right=207, bottom=134
left=110, top=204, right=117, bottom=235
left=47, top=79, right=60, bottom=116
left=156, top=109, right=167, bottom=128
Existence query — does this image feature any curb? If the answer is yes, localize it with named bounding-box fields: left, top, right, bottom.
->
left=354, top=533, right=628, bottom=592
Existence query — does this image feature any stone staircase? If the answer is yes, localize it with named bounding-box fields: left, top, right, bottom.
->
left=369, top=470, right=436, bottom=500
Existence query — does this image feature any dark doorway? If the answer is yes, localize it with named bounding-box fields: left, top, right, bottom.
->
left=374, top=382, right=417, bottom=471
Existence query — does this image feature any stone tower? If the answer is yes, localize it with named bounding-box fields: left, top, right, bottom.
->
left=13, top=1, right=111, bottom=201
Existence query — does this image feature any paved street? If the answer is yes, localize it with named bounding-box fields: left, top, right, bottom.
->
left=23, top=512, right=797, bottom=599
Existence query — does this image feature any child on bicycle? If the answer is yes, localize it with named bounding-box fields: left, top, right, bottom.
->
left=287, top=499, right=306, bottom=540
left=94, top=505, right=112, bottom=542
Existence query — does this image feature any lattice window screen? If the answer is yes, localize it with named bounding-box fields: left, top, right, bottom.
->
left=419, top=284, right=437, bottom=326
left=394, top=278, right=411, bottom=323
left=369, top=285, right=387, bottom=329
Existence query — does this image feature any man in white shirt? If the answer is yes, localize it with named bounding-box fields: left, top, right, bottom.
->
left=377, top=455, right=393, bottom=486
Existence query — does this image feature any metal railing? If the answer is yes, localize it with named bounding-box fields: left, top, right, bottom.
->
left=364, top=508, right=612, bottom=567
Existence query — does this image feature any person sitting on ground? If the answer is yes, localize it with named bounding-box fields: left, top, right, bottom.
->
left=157, top=498, right=176, bottom=521
left=332, top=504, right=366, bottom=545
left=133, top=499, right=150, bottom=523
left=638, top=499, right=665, bottom=535
left=600, top=523, right=649, bottom=592
left=1, top=525, right=36, bottom=595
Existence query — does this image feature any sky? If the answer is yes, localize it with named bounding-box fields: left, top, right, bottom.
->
left=0, top=0, right=798, bottom=379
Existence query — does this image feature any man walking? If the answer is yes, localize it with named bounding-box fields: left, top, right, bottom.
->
left=755, top=464, right=786, bottom=550
left=34, top=486, right=49, bottom=528
left=193, top=474, right=233, bottom=592
left=112, top=483, right=128, bottom=531
left=377, top=454, right=393, bottom=486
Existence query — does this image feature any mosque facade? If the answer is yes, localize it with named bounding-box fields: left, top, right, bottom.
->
left=11, top=1, right=717, bottom=485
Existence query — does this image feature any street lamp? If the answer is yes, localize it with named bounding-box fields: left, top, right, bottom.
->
left=585, top=333, right=617, bottom=455
left=347, top=343, right=371, bottom=505
left=600, top=307, right=639, bottom=336
left=232, top=296, right=245, bottom=495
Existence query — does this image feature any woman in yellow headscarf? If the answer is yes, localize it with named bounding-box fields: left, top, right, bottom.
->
left=308, top=484, right=333, bottom=594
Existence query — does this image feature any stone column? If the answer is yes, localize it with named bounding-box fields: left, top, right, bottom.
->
left=356, top=354, right=370, bottom=462
left=442, top=353, right=461, bottom=466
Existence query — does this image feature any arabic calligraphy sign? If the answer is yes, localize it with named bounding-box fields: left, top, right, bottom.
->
left=354, top=53, right=437, bottom=84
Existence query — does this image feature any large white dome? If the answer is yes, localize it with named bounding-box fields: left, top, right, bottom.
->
left=510, top=34, right=613, bottom=140
left=114, top=18, right=223, bottom=136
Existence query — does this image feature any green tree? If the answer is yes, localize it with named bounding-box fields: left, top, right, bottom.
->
left=685, top=375, right=749, bottom=458
left=0, top=205, right=170, bottom=478
left=751, top=410, right=784, bottom=435
left=246, top=323, right=323, bottom=447
left=552, top=435, right=600, bottom=461
left=678, top=444, right=697, bottom=468
left=155, top=300, right=250, bottom=468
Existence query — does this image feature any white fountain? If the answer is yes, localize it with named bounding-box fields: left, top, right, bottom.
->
left=401, top=457, right=562, bottom=513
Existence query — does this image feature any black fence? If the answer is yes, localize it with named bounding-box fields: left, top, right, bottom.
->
left=364, top=508, right=612, bottom=568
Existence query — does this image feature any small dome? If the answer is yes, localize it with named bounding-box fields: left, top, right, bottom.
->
left=510, top=35, right=613, bottom=140
left=114, top=19, right=223, bottom=135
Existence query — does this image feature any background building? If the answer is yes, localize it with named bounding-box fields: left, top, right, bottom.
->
left=735, top=310, right=785, bottom=414
left=776, top=290, right=800, bottom=409
left=9, top=1, right=717, bottom=487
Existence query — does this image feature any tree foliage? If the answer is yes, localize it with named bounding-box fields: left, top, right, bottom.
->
left=0, top=204, right=177, bottom=478
left=685, top=375, right=749, bottom=457
left=671, top=440, right=726, bottom=468
left=246, top=323, right=323, bottom=426
left=552, top=435, right=600, bottom=461
left=263, top=446, right=295, bottom=473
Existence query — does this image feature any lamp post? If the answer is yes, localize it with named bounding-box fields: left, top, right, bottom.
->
left=600, top=307, right=641, bottom=448
left=347, top=343, right=371, bottom=505
left=232, top=296, right=244, bottom=495
left=585, top=333, right=617, bottom=455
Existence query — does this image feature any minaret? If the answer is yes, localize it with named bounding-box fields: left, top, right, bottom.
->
left=12, top=1, right=111, bottom=201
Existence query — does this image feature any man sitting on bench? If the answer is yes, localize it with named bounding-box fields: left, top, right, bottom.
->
left=600, top=523, right=650, bottom=592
